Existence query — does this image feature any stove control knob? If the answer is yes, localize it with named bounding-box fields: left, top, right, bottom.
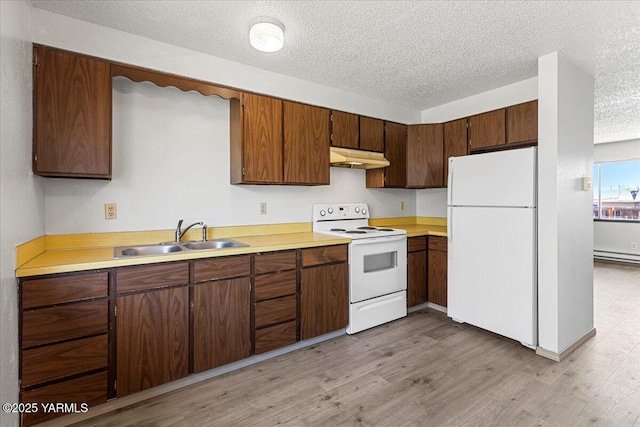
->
left=327, top=207, right=334, bottom=214
left=362, top=208, right=367, bottom=215
left=354, top=207, right=360, bottom=213
left=320, top=210, right=326, bottom=217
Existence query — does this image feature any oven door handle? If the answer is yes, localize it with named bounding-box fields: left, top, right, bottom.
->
left=350, top=235, right=407, bottom=245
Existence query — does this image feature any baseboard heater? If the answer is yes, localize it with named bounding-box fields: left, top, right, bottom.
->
left=593, top=250, right=640, bottom=264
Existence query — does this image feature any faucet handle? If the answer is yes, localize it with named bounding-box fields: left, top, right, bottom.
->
left=202, top=224, right=208, bottom=242
left=177, top=219, right=184, bottom=230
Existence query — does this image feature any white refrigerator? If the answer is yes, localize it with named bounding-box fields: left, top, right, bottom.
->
left=447, top=147, right=537, bottom=348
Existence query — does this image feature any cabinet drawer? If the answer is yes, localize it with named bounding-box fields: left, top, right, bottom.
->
left=255, top=251, right=296, bottom=274
left=21, top=272, right=108, bottom=309
left=408, top=237, right=427, bottom=252
left=255, top=321, right=297, bottom=354
left=22, top=300, right=108, bottom=348
left=255, top=271, right=297, bottom=301
left=20, top=371, right=107, bottom=427
left=255, top=295, right=297, bottom=328
left=117, top=262, right=188, bottom=293
left=302, top=245, right=348, bottom=267
left=21, top=334, right=108, bottom=388
left=194, top=255, right=251, bottom=283
left=428, top=236, right=448, bottom=252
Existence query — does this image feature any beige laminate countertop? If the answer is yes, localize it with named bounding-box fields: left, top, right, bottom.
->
left=16, top=232, right=350, bottom=278
left=384, top=224, right=448, bottom=238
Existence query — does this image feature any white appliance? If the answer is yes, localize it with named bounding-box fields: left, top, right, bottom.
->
left=447, top=147, right=537, bottom=348
left=312, top=203, right=407, bottom=334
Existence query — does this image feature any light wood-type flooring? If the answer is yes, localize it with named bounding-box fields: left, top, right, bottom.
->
left=73, top=261, right=640, bottom=427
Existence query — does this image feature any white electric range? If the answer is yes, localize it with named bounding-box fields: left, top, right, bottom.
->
left=312, top=203, right=407, bottom=334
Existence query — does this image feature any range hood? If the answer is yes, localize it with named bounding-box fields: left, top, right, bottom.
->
left=330, top=147, right=390, bottom=169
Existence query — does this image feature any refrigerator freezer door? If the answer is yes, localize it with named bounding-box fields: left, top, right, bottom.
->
left=448, top=206, right=537, bottom=347
left=448, top=147, right=536, bottom=208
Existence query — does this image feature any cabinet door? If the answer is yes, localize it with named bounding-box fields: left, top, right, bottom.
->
left=407, top=124, right=444, bottom=188
left=408, top=251, right=427, bottom=307
left=283, top=101, right=330, bottom=185
left=383, top=122, right=407, bottom=188
left=444, top=118, right=468, bottom=183
left=194, top=278, right=250, bottom=373
left=359, top=116, right=384, bottom=152
left=34, top=45, right=111, bottom=178
left=468, top=109, right=505, bottom=151
left=506, top=100, right=538, bottom=145
left=116, top=287, right=189, bottom=397
left=428, top=249, right=447, bottom=307
left=242, top=93, right=283, bottom=183
left=300, top=263, right=348, bottom=340
left=331, top=111, right=359, bottom=149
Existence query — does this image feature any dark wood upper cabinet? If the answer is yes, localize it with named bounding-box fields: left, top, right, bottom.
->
left=33, top=45, right=111, bottom=179
left=407, top=124, right=444, bottom=188
left=116, top=287, right=189, bottom=397
left=468, top=109, right=505, bottom=151
left=443, top=118, right=468, bottom=183
left=231, top=93, right=283, bottom=184
left=331, top=110, right=359, bottom=149
left=194, top=277, right=251, bottom=373
left=283, top=101, right=330, bottom=185
left=359, top=116, right=385, bottom=152
left=506, top=100, right=538, bottom=145
left=383, top=121, right=408, bottom=188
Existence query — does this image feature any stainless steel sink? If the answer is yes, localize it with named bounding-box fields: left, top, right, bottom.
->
left=114, top=243, right=184, bottom=258
left=181, top=239, right=248, bottom=250
left=114, top=239, right=248, bottom=258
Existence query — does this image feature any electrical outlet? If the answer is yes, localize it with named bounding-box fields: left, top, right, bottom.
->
left=400, top=201, right=405, bottom=211
left=104, top=203, right=117, bottom=220
left=632, top=242, right=638, bottom=250
left=259, top=202, right=267, bottom=215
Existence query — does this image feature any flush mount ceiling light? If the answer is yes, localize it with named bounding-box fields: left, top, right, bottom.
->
left=249, top=19, right=284, bottom=53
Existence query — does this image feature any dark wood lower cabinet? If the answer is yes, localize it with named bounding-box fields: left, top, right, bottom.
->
left=408, top=251, right=427, bottom=307
left=428, top=236, right=448, bottom=307
left=194, top=278, right=251, bottom=373
left=116, top=287, right=189, bottom=397
left=300, top=262, right=348, bottom=340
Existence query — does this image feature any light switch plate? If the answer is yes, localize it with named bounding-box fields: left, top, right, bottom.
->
left=582, top=176, right=592, bottom=191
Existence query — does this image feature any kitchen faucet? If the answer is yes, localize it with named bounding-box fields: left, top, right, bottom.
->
left=175, top=219, right=204, bottom=243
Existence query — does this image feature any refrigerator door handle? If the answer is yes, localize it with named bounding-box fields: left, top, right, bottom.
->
left=447, top=160, right=454, bottom=206
left=448, top=207, right=453, bottom=244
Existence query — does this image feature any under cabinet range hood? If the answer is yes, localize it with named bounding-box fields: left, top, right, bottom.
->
left=329, top=147, right=390, bottom=169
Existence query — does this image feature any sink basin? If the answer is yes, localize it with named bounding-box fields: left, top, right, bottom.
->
left=114, top=243, right=184, bottom=258
left=181, top=239, right=248, bottom=250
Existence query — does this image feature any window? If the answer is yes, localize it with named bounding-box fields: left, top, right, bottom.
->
left=593, top=160, right=640, bottom=221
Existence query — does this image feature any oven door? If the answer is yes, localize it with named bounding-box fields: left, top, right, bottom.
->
left=349, top=235, right=407, bottom=303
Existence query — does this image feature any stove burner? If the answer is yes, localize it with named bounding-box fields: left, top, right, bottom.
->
left=357, top=226, right=377, bottom=230
left=378, top=228, right=394, bottom=232
left=330, top=228, right=346, bottom=232
left=346, top=230, right=367, bottom=234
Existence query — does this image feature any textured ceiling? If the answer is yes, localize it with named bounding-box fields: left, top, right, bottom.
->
left=31, top=1, right=640, bottom=143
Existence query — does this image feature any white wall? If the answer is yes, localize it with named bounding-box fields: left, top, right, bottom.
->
left=537, top=52, right=594, bottom=354
left=416, top=77, right=539, bottom=219
left=593, top=138, right=640, bottom=259
left=0, top=2, right=43, bottom=426
left=31, top=9, right=419, bottom=125
left=45, top=79, right=415, bottom=233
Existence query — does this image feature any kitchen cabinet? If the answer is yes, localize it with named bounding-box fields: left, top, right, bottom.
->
left=283, top=101, right=331, bottom=185
left=253, top=251, right=298, bottom=354
left=33, top=45, right=112, bottom=179
left=232, top=93, right=283, bottom=183
left=331, top=110, right=359, bottom=149
left=19, top=271, right=109, bottom=426
left=468, top=109, right=505, bottom=151
left=300, top=245, right=349, bottom=339
left=407, top=124, right=444, bottom=188
left=116, top=262, right=189, bottom=397
left=359, top=116, right=385, bottom=152
left=366, top=121, right=408, bottom=188
left=506, top=100, right=538, bottom=145
left=407, top=237, right=427, bottom=307
left=427, top=236, right=448, bottom=307
left=443, top=118, right=468, bottom=182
